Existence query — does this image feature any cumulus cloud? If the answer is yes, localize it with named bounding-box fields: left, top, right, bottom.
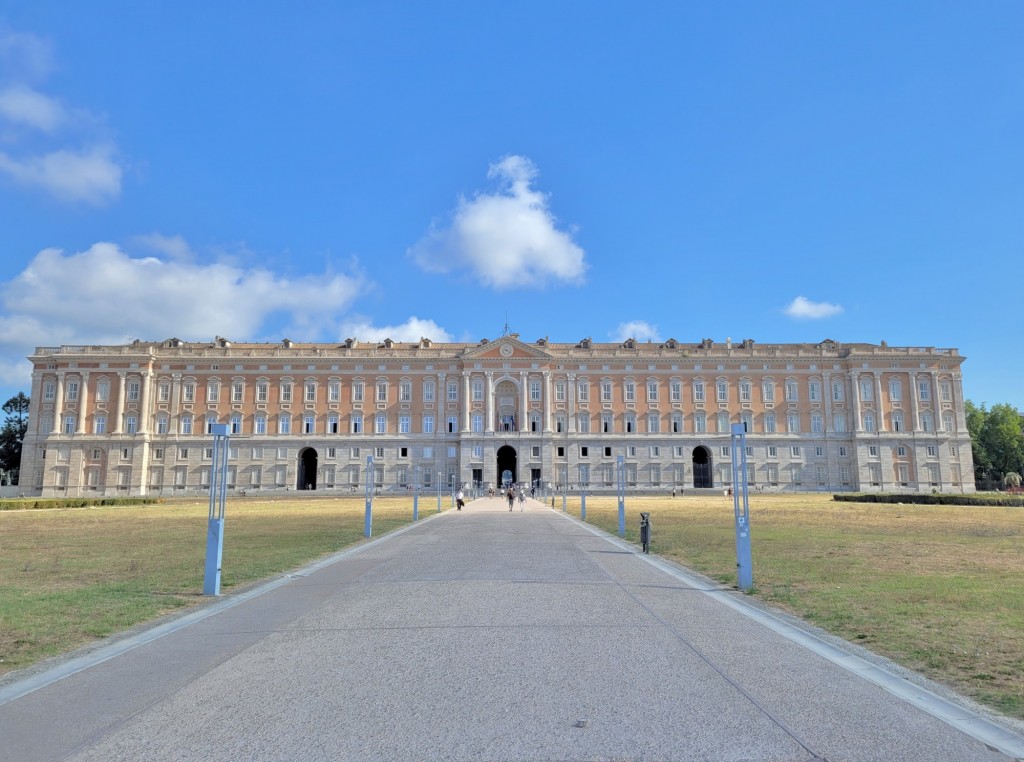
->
left=0, top=85, right=64, bottom=130
left=0, top=243, right=368, bottom=370
left=0, top=25, right=124, bottom=205
left=408, top=155, right=586, bottom=289
left=783, top=296, right=843, bottom=320
left=611, top=321, right=661, bottom=343
left=338, top=316, right=453, bottom=343
left=0, top=144, right=122, bottom=205
left=135, top=232, right=195, bottom=261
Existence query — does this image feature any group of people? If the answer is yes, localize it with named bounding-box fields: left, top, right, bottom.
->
left=455, top=484, right=527, bottom=511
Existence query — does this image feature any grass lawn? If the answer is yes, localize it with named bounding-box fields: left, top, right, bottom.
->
left=0, top=495, right=431, bottom=675
left=565, top=492, right=1024, bottom=720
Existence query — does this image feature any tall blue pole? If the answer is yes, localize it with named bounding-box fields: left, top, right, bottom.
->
left=203, top=424, right=230, bottom=596
left=413, top=465, right=420, bottom=521
left=437, top=471, right=441, bottom=512
left=364, top=455, right=374, bottom=538
left=617, top=455, right=626, bottom=537
left=581, top=488, right=587, bottom=521
left=730, top=424, right=753, bottom=591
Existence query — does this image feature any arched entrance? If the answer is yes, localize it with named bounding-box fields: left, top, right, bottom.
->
left=692, top=446, right=712, bottom=488
left=298, top=447, right=318, bottom=490
left=496, top=445, right=517, bottom=486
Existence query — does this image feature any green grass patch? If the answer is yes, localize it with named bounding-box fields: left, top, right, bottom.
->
left=569, top=492, right=1024, bottom=721
left=0, top=496, right=425, bottom=674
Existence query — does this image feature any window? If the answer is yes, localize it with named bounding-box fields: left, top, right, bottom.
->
left=128, top=381, right=140, bottom=402
left=578, top=380, right=590, bottom=402
left=889, top=379, right=902, bottom=401
left=447, top=415, right=458, bottom=433
left=869, top=445, right=878, bottom=457
left=279, top=415, right=291, bottom=434
left=423, top=414, right=434, bottom=434
left=863, top=412, right=875, bottom=432
left=252, top=446, right=264, bottom=459
left=375, top=447, right=386, bottom=459
left=860, top=378, right=873, bottom=401
left=530, top=379, right=543, bottom=401
left=94, top=415, right=106, bottom=434
left=96, top=380, right=110, bottom=402
left=815, top=446, right=824, bottom=457
left=791, top=446, right=801, bottom=457
left=694, top=412, right=707, bottom=433
left=831, top=381, right=844, bottom=402
left=580, top=446, right=589, bottom=457
left=717, top=381, right=728, bottom=403
left=44, top=381, right=56, bottom=401
left=256, top=382, right=269, bottom=402
left=671, top=413, right=683, bottom=433
left=601, top=380, right=612, bottom=402
left=352, top=414, right=363, bottom=433
left=329, top=382, right=341, bottom=402
left=921, top=412, right=933, bottom=432
left=943, top=413, right=954, bottom=432
left=281, top=382, right=293, bottom=403
left=66, top=381, right=79, bottom=402
left=787, top=413, right=800, bottom=433
left=927, top=445, right=938, bottom=457
left=233, top=381, right=244, bottom=403
left=183, top=383, right=195, bottom=402
left=400, top=414, right=411, bottom=434
left=157, top=415, right=168, bottom=434
left=306, top=382, right=317, bottom=402
left=304, top=415, right=315, bottom=434
left=601, top=413, right=613, bottom=433
left=181, top=415, right=193, bottom=435
left=578, top=414, right=591, bottom=433
left=940, top=381, right=952, bottom=402
left=670, top=380, right=681, bottom=403
left=647, top=381, right=659, bottom=402
left=892, top=412, right=904, bottom=432
left=625, top=414, right=636, bottom=433
left=205, top=415, right=218, bottom=434
left=740, top=412, right=752, bottom=432
left=896, top=445, right=907, bottom=457
left=471, top=414, right=483, bottom=433
left=555, top=381, right=566, bottom=402
left=693, top=381, right=705, bottom=402
left=422, top=446, right=433, bottom=458
left=762, top=379, right=775, bottom=403
left=328, top=414, right=339, bottom=434
left=739, top=380, right=751, bottom=402
left=377, top=381, right=388, bottom=403
left=811, top=413, right=823, bottom=433
left=834, top=412, right=847, bottom=433
left=400, top=381, right=412, bottom=402
left=720, top=446, right=730, bottom=457
left=447, top=381, right=458, bottom=401
left=375, top=414, right=387, bottom=434
left=125, top=416, right=138, bottom=434
left=839, top=445, right=847, bottom=456
left=353, top=381, right=365, bottom=403
left=809, top=381, right=820, bottom=402
left=207, top=382, right=219, bottom=402
left=717, top=412, right=729, bottom=433
left=785, top=380, right=798, bottom=402
left=423, top=379, right=435, bottom=402
left=624, top=381, right=636, bottom=403
left=918, top=379, right=930, bottom=401
left=255, top=415, right=267, bottom=435
left=472, top=445, right=483, bottom=459
left=764, top=413, right=776, bottom=433
left=767, top=446, right=777, bottom=458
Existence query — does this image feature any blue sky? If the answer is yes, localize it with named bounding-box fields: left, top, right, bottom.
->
left=1, top=2, right=1022, bottom=410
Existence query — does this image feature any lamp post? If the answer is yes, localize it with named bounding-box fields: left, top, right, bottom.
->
left=413, top=465, right=420, bottom=521
left=364, top=455, right=374, bottom=538
left=730, top=424, right=753, bottom=591
left=616, top=455, right=626, bottom=537
left=437, top=471, right=441, bottom=512
left=203, top=424, right=230, bottom=596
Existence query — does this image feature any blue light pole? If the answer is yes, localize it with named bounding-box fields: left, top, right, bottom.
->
left=617, top=455, right=626, bottom=537
left=436, top=471, right=441, bottom=512
left=730, top=424, right=753, bottom=591
left=413, top=465, right=420, bottom=521
left=203, top=424, right=230, bottom=596
left=364, top=455, right=374, bottom=538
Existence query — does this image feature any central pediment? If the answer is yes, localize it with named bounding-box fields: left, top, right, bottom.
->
left=461, top=336, right=555, bottom=361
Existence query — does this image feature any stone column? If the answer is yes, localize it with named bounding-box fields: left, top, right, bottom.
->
left=139, top=370, right=152, bottom=434
left=875, top=373, right=886, bottom=432
left=486, top=372, right=495, bottom=433
left=519, top=372, right=528, bottom=432
left=822, top=371, right=832, bottom=433
left=170, top=373, right=181, bottom=434
left=438, top=372, right=447, bottom=432
left=112, top=373, right=126, bottom=434
left=50, top=372, right=64, bottom=435
left=851, top=372, right=861, bottom=432
left=76, top=372, right=90, bottom=434
left=909, top=372, right=920, bottom=432
left=462, top=372, right=471, bottom=432
left=543, top=371, right=552, bottom=433
left=932, top=372, right=943, bottom=432
left=567, top=373, right=577, bottom=433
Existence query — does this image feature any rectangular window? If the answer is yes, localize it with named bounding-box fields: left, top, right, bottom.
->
left=869, top=445, right=878, bottom=457
left=694, top=413, right=706, bottom=433
left=762, top=380, right=775, bottom=403
left=863, top=413, right=875, bottom=432
left=375, top=414, right=387, bottom=434
left=447, top=415, right=458, bottom=433
left=66, top=381, right=79, bottom=402
left=860, top=378, right=873, bottom=402
left=717, top=381, right=728, bottom=402
left=252, top=446, right=264, bottom=459
left=44, top=381, right=56, bottom=401
left=181, top=417, right=193, bottom=435
left=423, top=380, right=435, bottom=402
left=183, top=383, right=195, bottom=402
left=423, top=415, right=434, bottom=434
left=157, top=416, right=168, bottom=434
left=256, top=382, right=268, bottom=402
left=739, top=381, right=751, bottom=402
left=832, top=381, right=844, bottom=402
left=768, top=446, right=777, bottom=458
left=128, top=382, right=140, bottom=402
left=471, top=414, right=483, bottom=433
left=578, top=381, right=589, bottom=402
left=255, top=416, right=266, bottom=435
left=670, top=381, right=681, bottom=403
left=555, top=381, right=566, bottom=402
left=764, top=413, right=776, bottom=433
left=940, top=382, right=951, bottom=402
left=787, top=413, right=800, bottom=433
left=785, top=381, right=798, bottom=402
left=377, top=382, right=388, bottom=402
left=624, top=381, right=636, bottom=403
left=601, top=381, right=612, bottom=402
left=809, top=382, right=820, bottom=402
left=447, top=381, right=458, bottom=401
left=207, top=383, right=219, bottom=403
left=94, top=415, right=106, bottom=434
left=693, top=381, right=705, bottom=402
left=125, top=416, right=137, bottom=434
left=811, top=414, right=823, bottom=433
left=232, top=382, right=244, bottom=402
left=306, top=382, right=317, bottom=402
left=791, top=446, right=801, bottom=457
left=304, top=415, right=315, bottom=434
left=329, top=382, right=340, bottom=402
left=815, top=446, right=824, bottom=457
left=352, top=415, right=363, bottom=434
left=279, top=416, right=291, bottom=434
left=281, top=382, right=293, bottom=403
left=401, top=382, right=413, bottom=402
left=647, top=381, right=658, bottom=402
left=399, top=415, right=411, bottom=434
left=96, top=380, right=110, bottom=402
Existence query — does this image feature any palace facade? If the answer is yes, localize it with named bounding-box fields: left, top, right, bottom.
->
left=19, top=335, right=975, bottom=497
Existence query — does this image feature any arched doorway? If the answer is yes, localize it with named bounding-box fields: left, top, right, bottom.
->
left=692, top=446, right=712, bottom=488
left=496, top=445, right=517, bottom=486
left=298, top=447, right=318, bottom=490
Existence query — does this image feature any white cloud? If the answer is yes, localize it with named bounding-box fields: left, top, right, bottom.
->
left=338, top=316, right=453, bottom=343
left=0, top=85, right=64, bottom=131
left=611, top=321, right=661, bottom=342
left=783, top=296, right=843, bottom=320
left=0, top=25, right=124, bottom=206
left=0, top=144, right=122, bottom=205
left=135, top=232, right=195, bottom=261
left=408, top=155, right=586, bottom=289
left=0, top=244, right=369, bottom=384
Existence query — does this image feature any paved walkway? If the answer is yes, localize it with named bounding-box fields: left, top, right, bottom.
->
left=2, top=498, right=1023, bottom=761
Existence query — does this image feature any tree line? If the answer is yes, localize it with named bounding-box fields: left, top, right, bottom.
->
left=0, top=393, right=1021, bottom=490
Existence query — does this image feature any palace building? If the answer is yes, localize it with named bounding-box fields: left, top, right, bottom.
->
left=19, top=334, right=975, bottom=497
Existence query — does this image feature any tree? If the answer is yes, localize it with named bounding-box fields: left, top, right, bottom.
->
left=965, top=400, right=1024, bottom=489
left=0, top=392, right=29, bottom=484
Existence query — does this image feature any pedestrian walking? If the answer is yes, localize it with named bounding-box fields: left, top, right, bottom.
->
left=518, top=486, right=525, bottom=510
left=456, top=489, right=465, bottom=511
left=507, top=486, right=515, bottom=511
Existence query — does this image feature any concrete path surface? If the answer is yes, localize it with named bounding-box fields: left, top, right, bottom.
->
left=2, top=497, right=1023, bottom=761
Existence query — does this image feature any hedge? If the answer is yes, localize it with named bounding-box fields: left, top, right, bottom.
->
left=833, top=493, right=1024, bottom=507
left=0, top=497, right=162, bottom=512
